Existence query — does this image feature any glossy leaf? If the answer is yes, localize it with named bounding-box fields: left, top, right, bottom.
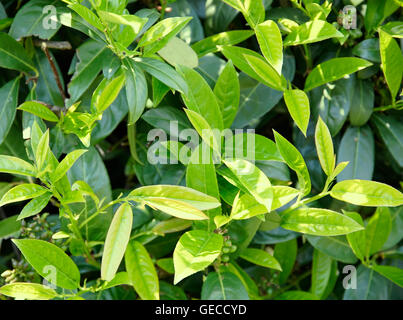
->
left=17, top=192, right=53, bottom=220
left=158, top=37, right=198, bottom=69
left=0, top=283, right=57, bottom=300
left=372, top=265, right=403, bottom=288
left=315, top=117, right=335, bottom=176
left=240, top=248, right=282, bottom=271
left=311, top=249, right=332, bottom=299
left=0, top=155, right=36, bottom=177
left=201, top=271, right=249, bottom=300
left=284, top=89, right=310, bottom=136
left=0, top=77, right=20, bottom=145
left=0, top=184, right=48, bottom=207
left=365, top=207, right=392, bottom=257
left=18, top=101, right=59, bottom=122
left=0, top=33, right=36, bottom=74
left=344, top=211, right=366, bottom=261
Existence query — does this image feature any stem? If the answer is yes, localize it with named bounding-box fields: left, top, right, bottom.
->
left=160, top=0, right=167, bottom=20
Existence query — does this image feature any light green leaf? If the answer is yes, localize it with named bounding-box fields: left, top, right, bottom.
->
left=222, top=0, right=265, bottom=28
left=281, top=208, right=364, bottom=236
left=191, top=30, right=254, bottom=57
left=224, top=158, right=274, bottom=212
left=344, top=211, right=366, bottom=261
left=101, top=203, right=133, bottom=281
left=240, top=248, right=282, bottom=271
left=173, top=230, right=223, bottom=284
left=0, top=184, right=48, bottom=207
left=379, top=29, right=403, bottom=99
left=125, top=241, right=159, bottom=300
left=0, top=155, right=36, bottom=177
left=372, top=265, right=403, bottom=288
left=17, top=192, right=53, bottom=220
left=52, top=149, right=88, bottom=183
left=255, top=20, right=283, bottom=75
left=35, top=129, right=50, bottom=171
left=305, top=58, right=372, bottom=92
left=0, top=283, right=57, bottom=300
left=98, top=10, right=148, bottom=35
left=284, top=89, right=310, bottom=136
left=284, top=20, right=343, bottom=46
left=214, top=60, right=240, bottom=128
left=13, top=239, right=80, bottom=290
left=152, top=218, right=192, bottom=236
left=365, top=207, right=392, bottom=257
left=69, top=3, right=104, bottom=31
left=0, top=215, right=21, bottom=239
left=17, top=101, right=59, bottom=122
left=330, top=180, right=403, bottom=207
left=93, top=73, right=126, bottom=114
left=158, top=37, right=198, bottom=69
left=273, top=130, right=311, bottom=196
left=315, top=116, right=335, bottom=176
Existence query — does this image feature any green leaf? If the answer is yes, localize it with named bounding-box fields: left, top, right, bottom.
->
left=52, top=149, right=88, bottom=183
left=125, top=241, right=159, bottom=300
left=191, top=30, right=254, bottom=57
left=17, top=192, right=53, bottom=220
left=330, top=180, right=403, bottom=207
left=352, top=39, right=381, bottom=63
left=101, top=203, right=133, bottom=281
left=152, top=219, right=192, bottom=236
left=98, top=10, right=148, bottom=35
left=0, top=283, right=57, bottom=300
left=255, top=20, right=283, bottom=75
left=35, top=129, right=50, bottom=171
left=173, top=230, right=223, bottom=284
left=69, top=3, right=104, bottom=31
left=0, top=33, right=36, bottom=74
left=222, top=0, right=265, bottom=28
left=275, top=290, right=319, bottom=300
left=365, top=207, right=392, bottom=257
left=214, top=60, right=240, bottom=128
left=240, top=248, right=282, bottom=271
left=305, top=58, right=372, bottom=92
left=379, top=29, right=403, bottom=99
left=315, top=116, right=335, bottom=176
left=0, top=184, right=48, bottom=207
left=372, top=265, right=403, bottom=288
left=281, top=208, right=364, bottom=236
left=365, top=0, right=399, bottom=32
left=138, top=17, right=192, bottom=55
left=344, top=211, right=366, bottom=261
left=156, top=258, right=174, bottom=274
left=284, top=20, right=343, bottom=46
left=93, top=73, right=125, bottom=114
left=380, top=21, right=403, bottom=38
left=337, top=125, right=374, bottom=181
left=17, top=101, right=59, bottom=122
left=178, top=65, right=224, bottom=130
left=0, top=77, right=20, bottom=145
left=349, top=79, right=374, bottom=126
left=273, top=130, right=311, bottom=196
left=9, top=0, right=62, bottom=40
left=135, top=57, right=188, bottom=94
left=224, top=159, right=274, bottom=212
left=220, top=46, right=286, bottom=91
left=201, top=271, right=249, bottom=300
left=307, top=235, right=358, bottom=264
left=371, top=114, right=403, bottom=167
left=284, top=89, right=310, bottom=136
left=158, top=37, right=198, bottom=69
left=311, top=249, right=332, bottom=299
left=12, top=239, right=80, bottom=290
left=0, top=215, right=21, bottom=240
left=128, top=185, right=221, bottom=211
left=274, top=239, right=297, bottom=284
left=0, top=155, right=36, bottom=177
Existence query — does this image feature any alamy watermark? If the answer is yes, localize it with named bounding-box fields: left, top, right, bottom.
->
left=338, top=5, right=357, bottom=30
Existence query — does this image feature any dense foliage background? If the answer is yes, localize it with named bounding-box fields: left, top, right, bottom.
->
left=0, top=0, right=402, bottom=300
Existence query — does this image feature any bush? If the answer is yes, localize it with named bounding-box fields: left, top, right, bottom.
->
left=0, top=0, right=402, bottom=301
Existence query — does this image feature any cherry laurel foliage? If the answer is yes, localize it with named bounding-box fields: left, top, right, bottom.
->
left=0, top=0, right=402, bottom=301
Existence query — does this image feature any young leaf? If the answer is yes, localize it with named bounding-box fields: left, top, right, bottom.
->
left=224, top=158, right=274, bottom=212
left=344, top=211, right=366, bottom=261
left=17, top=101, right=59, bottom=122
left=0, top=32, right=37, bottom=75
left=283, top=89, right=310, bottom=136
left=280, top=208, right=364, bottom=236
left=101, top=203, right=133, bottom=281
left=214, top=60, right=240, bottom=128
left=52, top=149, right=88, bottom=183
left=0, top=283, right=58, bottom=300
left=330, top=180, right=403, bottom=207
left=0, top=184, right=48, bottom=207
left=372, top=265, right=403, bottom=288
left=305, top=58, right=373, bottom=92
left=365, top=207, right=392, bottom=257
left=69, top=3, right=104, bottom=31
left=273, top=130, right=311, bottom=196
left=0, top=77, right=20, bottom=144
left=98, top=10, right=148, bottom=35
left=12, top=239, right=80, bottom=290
left=240, top=248, right=282, bottom=271
left=379, top=29, right=403, bottom=99
left=222, top=0, right=265, bottom=29
left=201, top=272, right=249, bottom=300
left=35, top=129, right=50, bottom=171
left=255, top=20, right=283, bottom=75
left=284, top=20, right=343, bottom=46
left=125, top=241, right=159, bottom=300
left=0, top=155, right=36, bottom=177
left=315, top=117, right=335, bottom=176
left=93, top=73, right=125, bottom=114
left=178, top=65, right=224, bottom=130
left=173, top=230, right=223, bottom=284
left=17, top=192, right=53, bottom=220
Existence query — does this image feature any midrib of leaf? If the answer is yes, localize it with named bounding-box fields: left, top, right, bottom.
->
left=0, top=47, right=35, bottom=73
left=217, top=271, right=227, bottom=300
left=364, top=268, right=374, bottom=300
left=133, top=249, right=153, bottom=299
left=352, top=128, right=361, bottom=178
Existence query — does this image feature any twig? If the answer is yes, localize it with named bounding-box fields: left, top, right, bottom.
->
left=33, top=39, right=72, bottom=50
